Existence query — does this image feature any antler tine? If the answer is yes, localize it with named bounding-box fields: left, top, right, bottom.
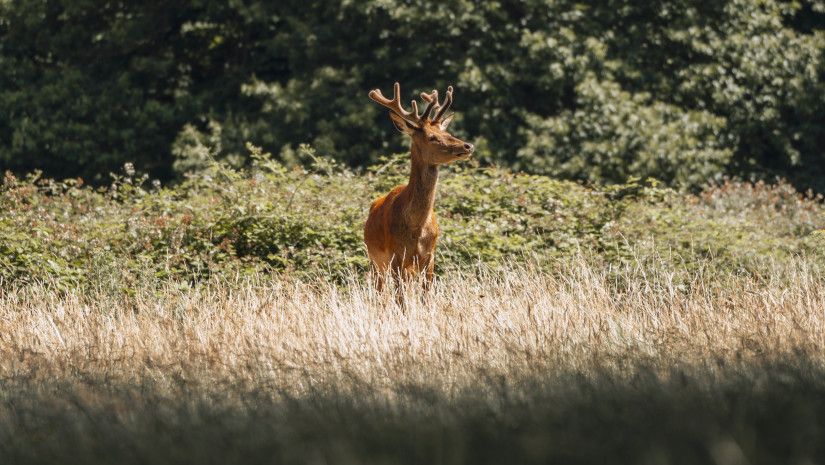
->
left=369, top=82, right=421, bottom=123
left=420, top=89, right=439, bottom=121
left=432, top=86, right=454, bottom=123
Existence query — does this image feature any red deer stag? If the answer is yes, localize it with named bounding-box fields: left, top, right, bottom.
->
left=364, top=82, right=474, bottom=291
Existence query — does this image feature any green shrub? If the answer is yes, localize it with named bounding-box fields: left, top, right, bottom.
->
left=518, top=77, right=734, bottom=189
left=3, top=145, right=824, bottom=290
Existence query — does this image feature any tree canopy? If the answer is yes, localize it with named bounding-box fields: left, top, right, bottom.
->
left=1, top=0, right=824, bottom=191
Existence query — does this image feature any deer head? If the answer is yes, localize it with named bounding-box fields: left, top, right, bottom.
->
left=369, top=82, right=474, bottom=165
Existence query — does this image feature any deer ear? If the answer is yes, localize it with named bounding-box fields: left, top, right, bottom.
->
left=439, top=113, right=455, bottom=131
left=389, top=111, right=417, bottom=135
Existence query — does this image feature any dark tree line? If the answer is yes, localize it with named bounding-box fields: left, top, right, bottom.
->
left=1, top=0, right=824, bottom=191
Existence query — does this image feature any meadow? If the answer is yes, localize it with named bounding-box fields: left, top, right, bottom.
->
left=2, top=151, right=825, bottom=463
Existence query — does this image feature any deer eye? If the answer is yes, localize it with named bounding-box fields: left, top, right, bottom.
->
left=428, top=135, right=437, bottom=141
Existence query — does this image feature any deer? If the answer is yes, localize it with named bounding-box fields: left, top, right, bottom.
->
left=364, top=82, right=474, bottom=293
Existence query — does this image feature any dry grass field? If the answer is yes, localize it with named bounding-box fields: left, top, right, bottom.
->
left=2, top=255, right=824, bottom=464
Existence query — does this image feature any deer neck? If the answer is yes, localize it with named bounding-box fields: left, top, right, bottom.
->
left=403, top=142, right=439, bottom=229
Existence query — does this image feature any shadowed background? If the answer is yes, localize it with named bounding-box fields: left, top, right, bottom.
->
left=1, top=0, right=824, bottom=192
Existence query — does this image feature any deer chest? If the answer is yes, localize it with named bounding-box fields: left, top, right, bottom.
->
left=393, top=221, right=438, bottom=262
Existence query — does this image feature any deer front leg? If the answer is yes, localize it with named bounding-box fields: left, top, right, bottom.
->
left=424, top=257, right=434, bottom=292
left=370, top=262, right=385, bottom=292
left=391, top=262, right=409, bottom=306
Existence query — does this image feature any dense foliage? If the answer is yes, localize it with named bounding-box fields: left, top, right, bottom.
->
left=2, top=151, right=824, bottom=290
left=1, top=0, right=824, bottom=191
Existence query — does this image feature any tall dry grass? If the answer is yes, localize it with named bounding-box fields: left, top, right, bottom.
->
left=2, top=256, right=823, bottom=387
left=1, top=256, right=824, bottom=463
